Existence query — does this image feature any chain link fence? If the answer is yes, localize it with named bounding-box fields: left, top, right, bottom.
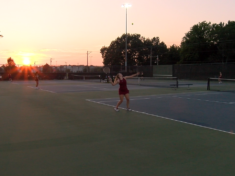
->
left=173, top=63, right=235, bottom=80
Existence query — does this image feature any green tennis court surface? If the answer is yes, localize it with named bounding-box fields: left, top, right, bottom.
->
left=0, top=80, right=235, bottom=176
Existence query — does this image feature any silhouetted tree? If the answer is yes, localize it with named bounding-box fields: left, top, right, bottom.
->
left=100, top=34, right=167, bottom=66
left=42, top=63, right=52, bottom=73
left=5, top=57, right=17, bottom=74
left=180, top=21, right=235, bottom=64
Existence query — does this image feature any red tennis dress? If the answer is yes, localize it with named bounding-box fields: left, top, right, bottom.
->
left=119, top=78, right=129, bottom=95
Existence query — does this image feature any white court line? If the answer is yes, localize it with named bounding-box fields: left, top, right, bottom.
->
left=87, top=91, right=210, bottom=102
left=86, top=99, right=235, bottom=135
left=27, top=86, right=56, bottom=93
left=195, top=93, right=221, bottom=95
left=39, top=88, right=56, bottom=94
left=75, top=85, right=110, bottom=90
left=98, top=98, right=150, bottom=103
left=174, top=96, right=235, bottom=105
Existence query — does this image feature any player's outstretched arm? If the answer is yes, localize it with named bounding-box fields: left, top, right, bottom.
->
left=124, top=72, right=139, bottom=79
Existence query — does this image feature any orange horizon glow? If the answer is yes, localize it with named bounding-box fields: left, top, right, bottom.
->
left=0, top=0, right=234, bottom=66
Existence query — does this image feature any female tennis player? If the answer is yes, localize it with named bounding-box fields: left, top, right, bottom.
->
left=218, top=72, right=222, bottom=83
left=35, top=72, right=39, bottom=87
left=109, top=72, right=139, bottom=111
left=8, top=73, right=12, bottom=82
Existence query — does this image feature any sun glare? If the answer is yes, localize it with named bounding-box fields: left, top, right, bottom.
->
left=23, top=57, right=31, bottom=65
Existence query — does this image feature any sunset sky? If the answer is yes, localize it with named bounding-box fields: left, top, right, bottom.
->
left=0, top=0, right=234, bottom=66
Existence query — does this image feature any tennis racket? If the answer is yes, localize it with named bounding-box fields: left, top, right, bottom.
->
left=103, top=66, right=110, bottom=83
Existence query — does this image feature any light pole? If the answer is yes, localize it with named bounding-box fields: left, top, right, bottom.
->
left=122, top=3, right=131, bottom=72
left=65, top=62, right=67, bottom=71
left=153, top=55, right=159, bottom=65
left=87, top=51, right=92, bottom=72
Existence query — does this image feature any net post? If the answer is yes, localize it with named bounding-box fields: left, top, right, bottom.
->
left=207, top=78, right=210, bottom=90
left=107, top=75, right=110, bottom=83
left=83, top=76, right=85, bottom=80
left=176, top=77, right=178, bottom=88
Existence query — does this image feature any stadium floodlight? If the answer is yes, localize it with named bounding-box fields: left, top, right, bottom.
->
left=122, top=3, right=132, bottom=8
left=122, top=3, right=131, bottom=72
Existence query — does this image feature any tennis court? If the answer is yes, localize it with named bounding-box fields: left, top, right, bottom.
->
left=88, top=92, right=235, bottom=134
left=1, top=79, right=235, bottom=176
left=10, top=77, right=208, bottom=93
left=12, top=80, right=156, bottom=93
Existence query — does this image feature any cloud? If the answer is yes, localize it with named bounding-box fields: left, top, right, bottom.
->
left=17, top=52, right=36, bottom=56
left=40, top=49, right=58, bottom=52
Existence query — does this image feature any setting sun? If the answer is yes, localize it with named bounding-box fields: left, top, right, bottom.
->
left=23, top=57, right=31, bottom=65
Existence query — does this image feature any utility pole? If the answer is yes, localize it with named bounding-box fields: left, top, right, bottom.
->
left=125, top=8, right=127, bottom=72
left=87, top=51, right=92, bottom=72
left=150, top=55, right=159, bottom=65
left=157, top=55, right=159, bottom=65
left=150, top=46, right=153, bottom=66
left=50, top=58, right=54, bottom=65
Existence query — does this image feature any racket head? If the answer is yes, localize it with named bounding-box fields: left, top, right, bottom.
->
left=103, top=66, right=110, bottom=74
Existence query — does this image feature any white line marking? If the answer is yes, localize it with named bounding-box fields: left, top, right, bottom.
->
left=27, top=86, right=37, bottom=89
left=88, top=91, right=211, bottom=101
left=39, top=89, right=56, bottom=94
left=176, top=96, right=235, bottom=105
left=27, top=86, right=56, bottom=93
left=98, top=98, right=150, bottom=103
left=86, top=99, right=235, bottom=135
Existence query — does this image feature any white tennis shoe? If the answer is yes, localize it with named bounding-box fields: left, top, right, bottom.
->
left=114, top=108, right=119, bottom=111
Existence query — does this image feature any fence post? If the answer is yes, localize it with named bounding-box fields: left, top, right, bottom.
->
left=176, top=78, right=178, bottom=88
left=207, top=78, right=210, bottom=90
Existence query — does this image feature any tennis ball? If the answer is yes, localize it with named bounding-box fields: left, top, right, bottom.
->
left=132, top=23, right=134, bottom=25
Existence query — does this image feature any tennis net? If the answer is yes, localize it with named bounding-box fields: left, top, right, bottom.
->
left=71, top=75, right=102, bottom=82
left=207, top=78, right=235, bottom=92
left=125, top=77, right=178, bottom=88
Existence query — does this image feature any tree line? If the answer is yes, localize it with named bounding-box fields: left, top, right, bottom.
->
left=100, top=21, right=235, bottom=65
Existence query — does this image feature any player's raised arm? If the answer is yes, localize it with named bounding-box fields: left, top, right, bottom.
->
left=109, top=76, right=119, bottom=86
left=124, top=72, right=139, bottom=79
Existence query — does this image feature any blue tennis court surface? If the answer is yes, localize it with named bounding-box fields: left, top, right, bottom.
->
left=87, top=92, right=235, bottom=134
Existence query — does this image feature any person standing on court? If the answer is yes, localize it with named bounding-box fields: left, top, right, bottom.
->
left=8, top=73, right=12, bottom=81
left=35, top=72, right=39, bottom=87
left=218, top=71, right=222, bottom=83
left=109, top=72, right=139, bottom=111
